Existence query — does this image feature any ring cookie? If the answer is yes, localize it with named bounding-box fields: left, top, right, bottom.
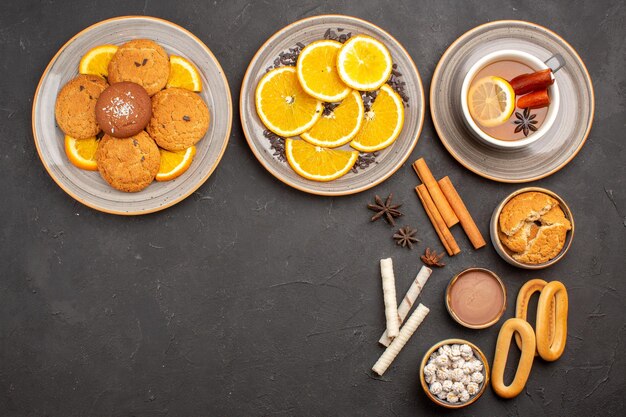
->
left=55, top=74, right=108, bottom=139
left=499, top=192, right=571, bottom=264
left=96, top=131, right=160, bottom=192
left=108, top=39, right=170, bottom=96
left=147, top=88, right=210, bottom=151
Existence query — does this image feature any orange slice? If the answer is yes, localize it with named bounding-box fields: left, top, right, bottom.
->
left=285, top=138, right=358, bottom=182
left=337, top=35, right=393, bottom=91
left=350, top=85, right=404, bottom=152
left=255, top=66, right=323, bottom=137
left=78, top=44, right=118, bottom=78
left=296, top=40, right=351, bottom=102
left=64, top=135, right=99, bottom=171
left=300, top=90, right=364, bottom=148
left=155, top=146, right=196, bottom=182
left=468, top=76, right=515, bottom=127
left=167, top=55, right=202, bottom=92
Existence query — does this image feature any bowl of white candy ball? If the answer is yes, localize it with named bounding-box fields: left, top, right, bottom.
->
left=419, top=339, right=489, bottom=408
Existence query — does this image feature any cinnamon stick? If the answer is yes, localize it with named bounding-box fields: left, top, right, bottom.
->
left=415, top=185, right=460, bottom=256
left=438, top=176, right=486, bottom=250
left=517, top=89, right=550, bottom=109
left=413, top=159, right=459, bottom=228
left=509, top=69, right=554, bottom=95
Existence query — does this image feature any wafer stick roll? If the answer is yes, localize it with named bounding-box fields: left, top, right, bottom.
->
left=438, top=176, right=486, bottom=249
left=416, top=185, right=460, bottom=256
left=413, top=158, right=459, bottom=228
left=380, top=258, right=399, bottom=338
left=372, top=304, right=430, bottom=376
left=379, top=266, right=432, bottom=347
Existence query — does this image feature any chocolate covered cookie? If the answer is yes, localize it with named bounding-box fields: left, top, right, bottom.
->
left=95, top=82, right=152, bottom=138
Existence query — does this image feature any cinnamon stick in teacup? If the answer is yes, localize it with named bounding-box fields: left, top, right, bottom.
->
left=509, top=69, right=554, bottom=95
left=415, top=184, right=460, bottom=256
left=438, top=176, right=486, bottom=250
left=413, top=158, right=459, bottom=228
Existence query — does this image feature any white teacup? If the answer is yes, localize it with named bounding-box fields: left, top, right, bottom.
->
left=460, top=50, right=560, bottom=150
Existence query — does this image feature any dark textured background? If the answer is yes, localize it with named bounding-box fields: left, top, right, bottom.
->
left=1, top=0, right=625, bottom=416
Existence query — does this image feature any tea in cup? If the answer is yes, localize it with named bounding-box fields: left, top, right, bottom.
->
left=460, top=50, right=560, bottom=149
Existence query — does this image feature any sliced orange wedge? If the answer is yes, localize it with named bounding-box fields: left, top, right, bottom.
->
left=79, top=45, right=118, bottom=78
left=300, top=90, right=364, bottom=148
left=255, top=66, right=323, bottom=137
left=155, top=146, right=196, bottom=182
left=167, top=55, right=202, bottom=92
left=65, top=135, right=99, bottom=171
left=285, top=138, right=358, bottom=182
left=337, top=35, right=393, bottom=91
left=296, top=40, right=351, bottom=102
left=350, top=85, right=404, bottom=152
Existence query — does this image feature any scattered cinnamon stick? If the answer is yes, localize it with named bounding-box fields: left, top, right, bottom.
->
left=517, top=89, right=550, bottom=109
left=415, top=185, right=460, bottom=256
left=438, top=176, right=486, bottom=250
left=413, top=159, right=459, bottom=228
left=509, top=69, right=554, bottom=95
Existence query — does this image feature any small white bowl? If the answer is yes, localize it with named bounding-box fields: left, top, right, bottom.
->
left=460, top=49, right=560, bottom=150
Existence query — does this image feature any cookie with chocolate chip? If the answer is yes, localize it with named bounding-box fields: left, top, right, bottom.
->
left=96, top=131, right=160, bottom=192
left=107, top=39, right=170, bottom=96
left=55, top=74, right=108, bottom=139
left=147, top=87, right=210, bottom=151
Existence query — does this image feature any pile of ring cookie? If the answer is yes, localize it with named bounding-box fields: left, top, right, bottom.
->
left=491, top=279, right=568, bottom=398
left=54, top=39, right=209, bottom=192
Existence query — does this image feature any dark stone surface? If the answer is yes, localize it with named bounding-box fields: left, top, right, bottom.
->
left=1, top=0, right=624, bottom=415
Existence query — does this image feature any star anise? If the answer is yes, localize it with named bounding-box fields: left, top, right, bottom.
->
left=368, top=193, right=403, bottom=226
left=393, top=226, right=420, bottom=249
left=513, top=107, right=538, bottom=137
left=421, top=247, right=445, bottom=267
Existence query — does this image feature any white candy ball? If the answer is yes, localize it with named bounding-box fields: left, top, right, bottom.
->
left=452, top=382, right=465, bottom=394
left=424, top=363, right=437, bottom=375
left=471, top=371, right=484, bottom=384
left=429, top=381, right=442, bottom=395
left=451, top=344, right=461, bottom=355
left=460, top=374, right=470, bottom=386
left=446, top=392, right=459, bottom=403
left=442, top=380, right=453, bottom=392
left=466, top=382, right=479, bottom=396
left=463, top=361, right=476, bottom=374
left=450, top=368, right=465, bottom=382
left=452, top=358, right=465, bottom=369
left=460, top=344, right=473, bottom=360
left=436, top=368, right=449, bottom=381
left=459, top=390, right=470, bottom=402
left=438, top=345, right=452, bottom=357
left=435, top=355, right=449, bottom=367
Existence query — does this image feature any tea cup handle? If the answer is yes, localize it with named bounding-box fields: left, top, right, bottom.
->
left=545, top=53, right=566, bottom=73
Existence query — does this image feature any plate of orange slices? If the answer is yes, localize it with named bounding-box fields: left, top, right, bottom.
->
left=32, top=16, right=232, bottom=214
left=240, top=15, right=425, bottom=195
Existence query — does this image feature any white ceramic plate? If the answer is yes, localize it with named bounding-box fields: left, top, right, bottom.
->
left=240, top=15, right=425, bottom=196
left=33, top=16, right=232, bottom=215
